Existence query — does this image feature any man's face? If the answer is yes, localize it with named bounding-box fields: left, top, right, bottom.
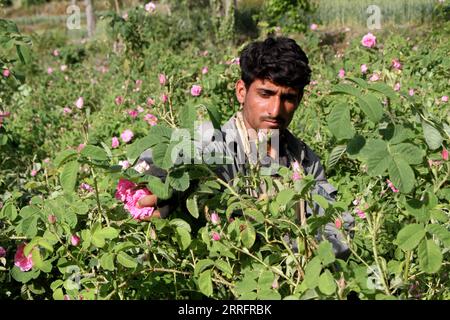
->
left=235, top=78, right=302, bottom=131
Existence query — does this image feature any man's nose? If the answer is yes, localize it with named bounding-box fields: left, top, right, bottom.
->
left=267, top=96, right=282, bottom=117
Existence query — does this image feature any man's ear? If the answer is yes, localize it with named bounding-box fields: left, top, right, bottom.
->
left=235, top=79, right=247, bottom=105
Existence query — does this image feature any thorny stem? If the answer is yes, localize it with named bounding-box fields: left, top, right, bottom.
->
left=90, top=166, right=109, bottom=226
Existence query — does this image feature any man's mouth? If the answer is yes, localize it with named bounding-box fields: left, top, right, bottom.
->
left=263, top=119, right=283, bottom=128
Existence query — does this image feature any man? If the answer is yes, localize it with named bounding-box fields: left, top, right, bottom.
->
left=136, top=36, right=353, bottom=258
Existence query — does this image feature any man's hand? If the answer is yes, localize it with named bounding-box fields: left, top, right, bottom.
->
left=137, top=195, right=161, bottom=219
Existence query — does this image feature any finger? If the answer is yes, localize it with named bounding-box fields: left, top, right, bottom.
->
left=142, top=209, right=161, bottom=221
left=137, top=194, right=157, bottom=208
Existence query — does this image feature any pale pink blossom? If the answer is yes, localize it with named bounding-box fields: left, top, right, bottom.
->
left=386, top=179, right=399, bottom=193
left=121, top=129, right=134, bottom=143
left=119, top=160, right=130, bottom=170
left=394, top=82, right=401, bottom=92
left=31, top=169, right=38, bottom=177
left=191, top=85, right=202, bottom=97
left=292, top=172, right=301, bottom=181
left=369, top=73, right=380, bottom=82
left=361, top=33, right=376, bottom=48
left=14, top=243, right=33, bottom=272
left=2, top=69, right=10, bottom=77
left=352, top=199, right=360, bottom=206
left=71, top=235, right=80, bottom=246
left=147, top=98, right=155, bottom=106
left=356, top=208, right=366, bottom=219
left=77, top=143, right=86, bottom=152
left=338, top=69, right=345, bottom=79
left=231, top=57, right=240, bottom=65
left=391, top=59, right=402, bottom=70
left=124, top=189, right=155, bottom=220
left=212, top=232, right=221, bottom=241
left=161, top=94, right=168, bottom=103
left=310, top=23, right=318, bottom=31
left=145, top=2, right=156, bottom=13
left=360, top=64, right=368, bottom=74
left=128, top=109, right=138, bottom=119
left=159, top=73, right=166, bottom=85
left=63, top=107, right=72, bottom=114
left=115, top=96, right=124, bottom=105
left=60, top=65, right=68, bottom=72
left=75, top=97, right=84, bottom=109
left=409, top=89, right=415, bottom=96
left=210, top=212, right=220, bottom=225
left=442, top=96, right=449, bottom=102
left=122, top=12, right=128, bottom=20
left=144, top=113, right=158, bottom=126
left=115, top=179, right=136, bottom=202
left=48, top=214, right=57, bottom=224
left=134, top=160, right=151, bottom=173
left=201, top=67, right=208, bottom=74
left=47, top=67, right=54, bottom=75
left=80, top=183, right=93, bottom=192
left=442, top=148, right=449, bottom=161
left=53, top=49, right=60, bottom=57
left=43, top=158, right=50, bottom=163
left=201, top=50, right=209, bottom=57
left=137, top=106, right=144, bottom=113
left=135, top=79, right=143, bottom=89
left=335, top=219, right=342, bottom=229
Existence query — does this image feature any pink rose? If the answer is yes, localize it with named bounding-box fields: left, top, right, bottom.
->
left=144, top=113, right=158, bottom=126
left=442, top=148, right=449, bottom=161
left=201, top=67, right=208, bottom=74
left=77, top=143, right=86, bottom=152
left=0, top=246, right=6, bottom=258
left=310, top=23, right=318, bottom=31
left=386, top=179, right=399, bottom=193
left=120, top=129, right=134, bottom=143
left=360, top=64, right=368, bottom=74
left=128, top=110, right=138, bottom=119
left=210, top=212, right=220, bottom=225
left=145, top=2, right=156, bottom=13
left=80, top=183, right=94, bottom=192
left=292, top=172, right=301, bottom=181
left=48, top=215, right=57, bottom=224
left=391, top=59, right=402, bottom=70
left=122, top=12, right=128, bottom=20
left=115, top=179, right=136, bottom=202
left=394, top=82, right=401, bottom=91
left=71, top=235, right=80, bottom=246
left=119, top=160, right=130, bottom=170
left=135, top=79, right=143, bottom=89
left=442, top=96, right=449, bottom=102
left=161, top=94, right=168, bottom=103
left=124, top=188, right=155, bottom=220
left=53, top=49, right=60, bottom=57
left=137, top=106, right=144, bottom=113
left=3, top=69, right=10, bottom=77
left=115, top=96, right=124, bottom=105
left=159, top=73, right=166, bottom=85
left=47, top=67, right=54, bottom=75
left=408, top=89, right=415, bottom=96
left=147, top=98, right=155, bottom=106
left=31, top=169, right=38, bottom=177
left=356, top=208, right=366, bottom=219
left=338, top=69, right=345, bottom=79
left=361, top=33, right=376, bottom=48
left=75, top=97, right=84, bottom=109
left=211, top=232, right=221, bottom=241
left=43, top=158, right=50, bottom=163
left=190, top=85, right=202, bottom=97
left=334, top=219, right=342, bottom=229
left=369, top=73, right=380, bottom=82
left=112, top=136, right=120, bottom=148
left=14, top=243, right=33, bottom=272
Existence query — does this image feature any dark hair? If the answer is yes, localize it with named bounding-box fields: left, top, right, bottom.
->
left=239, top=37, right=311, bottom=91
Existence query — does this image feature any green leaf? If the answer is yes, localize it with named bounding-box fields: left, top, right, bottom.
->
left=360, top=139, right=390, bottom=176
left=205, top=104, right=222, bottom=129
left=186, top=194, right=199, bottom=219
left=304, top=256, right=322, bottom=289
left=54, top=149, right=78, bottom=168
left=318, top=270, right=336, bottom=295
left=60, top=161, right=79, bottom=193
left=276, top=189, right=295, bottom=207
left=127, top=135, right=161, bottom=164
left=418, top=239, right=443, bottom=274
left=426, top=224, right=450, bottom=248
left=368, top=83, right=398, bottom=101
left=21, top=216, right=38, bottom=238
left=327, top=103, right=354, bottom=140
left=317, top=241, right=335, bottom=266
left=91, top=232, right=106, bottom=248
left=346, top=135, right=365, bottom=156
left=395, top=224, right=426, bottom=251
left=388, top=157, right=415, bottom=193
left=146, top=175, right=172, bottom=200
left=198, top=270, right=213, bottom=297
left=194, top=259, right=215, bottom=277
left=345, top=77, right=368, bottom=88
left=169, top=219, right=192, bottom=232
left=404, top=199, right=430, bottom=223
left=258, top=270, right=275, bottom=289
left=421, top=120, right=443, bottom=150
left=98, top=227, right=119, bottom=240
left=312, top=194, right=329, bottom=210
left=330, top=83, right=361, bottom=97
left=80, top=145, right=109, bottom=161
left=328, top=145, right=347, bottom=167
left=152, top=142, right=176, bottom=170
left=2, top=202, right=18, bottom=221
left=117, top=252, right=137, bottom=268
left=241, top=223, right=256, bottom=249
left=179, top=103, right=197, bottom=129
left=52, top=288, right=64, bottom=300
left=355, top=93, right=383, bottom=123
left=215, top=260, right=233, bottom=276
left=175, top=227, right=191, bottom=250
left=168, top=170, right=190, bottom=191
left=390, top=143, right=424, bottom=165
left=100, top=253, right=115, bottom=271
left=258, top=289, right=282, bottom=300
left=31, top=248, right=43, bottom=269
